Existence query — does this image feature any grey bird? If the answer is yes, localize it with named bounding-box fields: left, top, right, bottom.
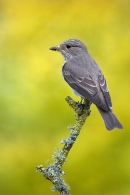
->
left=50, top=39, right=123, bottom=130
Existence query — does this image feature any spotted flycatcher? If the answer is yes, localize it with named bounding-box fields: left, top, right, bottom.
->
left=50, top=39, right=123, bottom=130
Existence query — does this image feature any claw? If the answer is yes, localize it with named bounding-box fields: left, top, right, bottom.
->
left=77, top=102, right=84, bottom=115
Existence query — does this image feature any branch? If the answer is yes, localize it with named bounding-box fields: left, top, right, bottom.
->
left=36, top=96, right=91, bottom=195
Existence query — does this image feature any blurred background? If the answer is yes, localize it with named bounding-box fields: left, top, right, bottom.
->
left=0, top=0, right=130, bottom=194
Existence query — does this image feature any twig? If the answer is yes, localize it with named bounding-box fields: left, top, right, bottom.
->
left=36, top=96, right=91, bottom=195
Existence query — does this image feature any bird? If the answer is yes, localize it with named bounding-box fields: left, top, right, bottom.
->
left=50, top=39, right=123, bottom=130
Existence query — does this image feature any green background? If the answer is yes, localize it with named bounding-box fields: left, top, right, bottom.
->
left=0, top=0, right=130, bottom=194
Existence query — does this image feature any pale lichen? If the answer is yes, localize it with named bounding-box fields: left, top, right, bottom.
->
left=36, top=96, right=91, bottom=195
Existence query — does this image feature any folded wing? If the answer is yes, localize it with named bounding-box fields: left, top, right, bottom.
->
left=62, top=64, right=110, bottom=111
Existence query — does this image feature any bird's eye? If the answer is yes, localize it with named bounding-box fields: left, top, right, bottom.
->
left=66, top=44, right=71, bottom=49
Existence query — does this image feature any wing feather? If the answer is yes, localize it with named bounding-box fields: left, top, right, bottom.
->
left=62, top=62, right=110, bottom=111
left=63, top=70, right=97, bottom=95
left=98, top=72, right=112, bottom=109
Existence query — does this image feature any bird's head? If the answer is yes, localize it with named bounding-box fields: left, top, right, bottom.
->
left=50, top=39, right=87, bottom=61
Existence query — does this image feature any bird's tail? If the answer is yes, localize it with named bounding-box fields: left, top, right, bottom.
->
left=97, top=107, right=123, bottom=130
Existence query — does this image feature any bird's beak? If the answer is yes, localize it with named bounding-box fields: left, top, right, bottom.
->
left=49, top=45, right=60, bottom=51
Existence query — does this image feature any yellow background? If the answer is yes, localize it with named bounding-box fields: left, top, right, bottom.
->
left=0, top=0, right=130, bottom=194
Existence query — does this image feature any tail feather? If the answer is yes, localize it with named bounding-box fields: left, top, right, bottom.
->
left=97, top=107, right=123, bottom=131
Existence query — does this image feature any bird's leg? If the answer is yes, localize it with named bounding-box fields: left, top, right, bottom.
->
left=83, top=99, right=92, bottom=116
left=77, top=98, right=84, bottom=114
left=80, top=98, right=83, bottom=104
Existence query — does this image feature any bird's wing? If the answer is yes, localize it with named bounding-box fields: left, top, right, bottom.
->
left=63, top=69, right=97, bottom=95
left=98, top=72, right=112, bottom=109
left=62, top=63, right=111, bottom=111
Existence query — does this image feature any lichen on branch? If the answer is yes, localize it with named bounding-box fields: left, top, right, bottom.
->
left=36, top=96, right=91, bottom=195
